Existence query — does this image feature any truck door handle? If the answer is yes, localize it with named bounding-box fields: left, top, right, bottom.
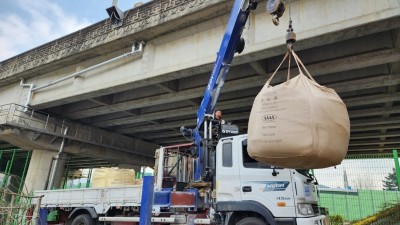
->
left=242, top=186, right=252, bottom=192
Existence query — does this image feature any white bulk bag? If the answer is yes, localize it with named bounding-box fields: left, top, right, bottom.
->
left=247, top=50, right=350, bottom=169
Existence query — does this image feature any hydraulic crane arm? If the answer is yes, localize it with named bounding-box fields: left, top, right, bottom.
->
left=195, top=0, right=285, bottom=128
left=193, top=0, right=258, bottom=181
left=191, top=0, right=285, bottom=181
left=196, top=0, right=257, bottom=129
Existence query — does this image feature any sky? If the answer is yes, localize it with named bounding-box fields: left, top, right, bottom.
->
left=0, top=0, right=150, bottom=62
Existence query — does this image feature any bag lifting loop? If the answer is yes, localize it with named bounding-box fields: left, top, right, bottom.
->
left=266, top=49, right=316, bottom=87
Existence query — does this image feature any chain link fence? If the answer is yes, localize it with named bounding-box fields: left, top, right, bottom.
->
left=315, top=152, right=400, bottom=224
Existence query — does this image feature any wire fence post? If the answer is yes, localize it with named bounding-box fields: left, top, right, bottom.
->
left=393, top=149, right=400, bottom=191
left=63, top=155, right=71, bottom=189
left=86, top=160, right=93, bottom=188
left=6, top=193, right=15, bottom=225
left=2, top=160, right=10, bottom=188
left=18, top=151, right=31, bottom=195
left=0, top=150, right=3, bottom=169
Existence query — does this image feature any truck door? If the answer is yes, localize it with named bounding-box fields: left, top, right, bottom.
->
left=216, top=138, right=242, bottom=202
left=238, top=137, right=296, bottom=218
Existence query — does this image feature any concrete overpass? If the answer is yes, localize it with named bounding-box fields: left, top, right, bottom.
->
left=0, top=0, right=399, bottom=191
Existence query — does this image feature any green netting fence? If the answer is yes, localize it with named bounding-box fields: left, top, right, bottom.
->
left=314, top=150, right=400, bottom=223
left=0, top=188, right=41, bottom=225
left=0, top=149, right=41, bottom=224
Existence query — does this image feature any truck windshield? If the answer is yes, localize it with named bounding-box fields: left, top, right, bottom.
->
left=296, top=169, right=311, bottom=177
left=242, top=140, right=277, bottom=169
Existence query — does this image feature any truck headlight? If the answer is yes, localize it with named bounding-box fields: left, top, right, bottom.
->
left=297, top=203, right=314, bottom=215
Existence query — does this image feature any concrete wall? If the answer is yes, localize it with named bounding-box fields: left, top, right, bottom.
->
left=0, top=84, right=24, bottom=106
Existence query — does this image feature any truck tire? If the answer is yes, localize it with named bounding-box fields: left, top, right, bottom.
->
left=71, top=214, right=96, bottom=225
left=236, top=217, right=267, bottom=225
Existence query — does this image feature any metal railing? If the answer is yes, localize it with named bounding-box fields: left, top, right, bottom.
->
left=0, top=103, right=150, bottom=156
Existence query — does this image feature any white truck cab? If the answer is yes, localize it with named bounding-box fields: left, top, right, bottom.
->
left=216, top=135, right=326, bottom=225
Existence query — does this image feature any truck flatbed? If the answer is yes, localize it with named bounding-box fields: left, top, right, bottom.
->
left=35, top=185, right=142, bottom=213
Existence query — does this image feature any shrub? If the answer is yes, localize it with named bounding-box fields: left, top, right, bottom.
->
left=351, top=203, right=400, bottom=225
left=330, top=215, right=345, bottom=225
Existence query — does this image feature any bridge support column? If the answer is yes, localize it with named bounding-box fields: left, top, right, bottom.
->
left=24, top=150, right=57, bottom=192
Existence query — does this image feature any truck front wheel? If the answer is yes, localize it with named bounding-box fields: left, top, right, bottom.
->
left=236, top=217, right=267, bottom=225
left=70, top=214, right=96, bottom=225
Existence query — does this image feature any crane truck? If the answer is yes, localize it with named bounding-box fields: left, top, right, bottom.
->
left=34, top=0, right=327, bottom=224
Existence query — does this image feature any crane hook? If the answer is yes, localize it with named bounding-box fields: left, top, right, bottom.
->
left=267, top=0, right=285, bottom=26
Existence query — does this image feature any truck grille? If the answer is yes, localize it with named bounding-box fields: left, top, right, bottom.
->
left=312, top=204, right=320, bottom=215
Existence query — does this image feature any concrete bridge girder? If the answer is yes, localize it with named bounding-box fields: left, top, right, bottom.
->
left=28, top=0, right=400, bottom=109
left=63, top=53, right=400, bottom=121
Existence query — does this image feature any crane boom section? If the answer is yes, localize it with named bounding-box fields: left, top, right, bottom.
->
left=194, top=0, right=256, bottom=181
left=196, top=0, right=253, bottom=128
